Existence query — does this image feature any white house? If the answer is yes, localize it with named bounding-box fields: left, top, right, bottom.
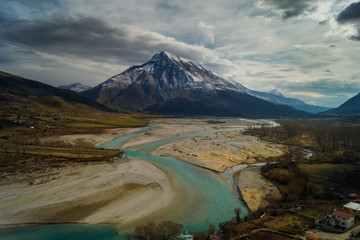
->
left=329, top=210, right=355, bottom=229
left=344, top=202, right=360, bottom=217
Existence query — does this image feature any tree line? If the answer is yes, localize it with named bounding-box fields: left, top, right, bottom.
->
left=246, top=119, right=360, bottom=154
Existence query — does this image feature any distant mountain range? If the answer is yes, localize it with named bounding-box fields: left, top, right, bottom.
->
left=58, top=83, right=91, bottom=92
left=245, top=89, right=330, bottom=114
left=82, top=51, right=310, bottom=118
left=323, top=93, right=360, bottom=115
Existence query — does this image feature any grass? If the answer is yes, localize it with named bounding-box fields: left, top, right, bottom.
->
left=301, top=163, right=356, bottom=175
left=301, top=209, right=326, bottom=218
left=262, top=214, right=313, bottom=234
left=24, top=146, right=120, bottom=156
left=93, top=117, right=148, bottom=127
left=64, top=122, right=113, bottom=128
left=300, top=163, right=360, bottom=186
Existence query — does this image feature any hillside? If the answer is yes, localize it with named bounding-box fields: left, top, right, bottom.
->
left=323, top=93, right=360, bottom=114
left=0, top=71, right=119, bottom=125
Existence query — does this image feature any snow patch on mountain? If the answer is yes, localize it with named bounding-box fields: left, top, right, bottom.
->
left=269, top=89, right=285, bottom=98
left=58, top=83, right=91, bottom=92
left=100, top=51, right=246, bottom=93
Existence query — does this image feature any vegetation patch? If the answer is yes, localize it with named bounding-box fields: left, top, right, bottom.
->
left=93, top=117, right=148, bottom=127
left=301, top=209, right=325, bottom=218
left=262, top=214, right=313, bottom=235
left=65, top=122, right=113, bottom=128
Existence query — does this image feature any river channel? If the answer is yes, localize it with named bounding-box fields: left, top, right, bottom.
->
left=0, top=121, right=260, bottom=240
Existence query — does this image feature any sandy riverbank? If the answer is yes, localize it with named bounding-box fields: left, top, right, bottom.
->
left=1, top=118, right=285, bottom=229
left=40, top=127, right=144, bottom=148
left=236, top=166, right=282, bottom=212
left=0, top=159, right=174, bottom=227
left=123, top=118, right=285, bottom=212
left=137, top=119, right=285, bottom=173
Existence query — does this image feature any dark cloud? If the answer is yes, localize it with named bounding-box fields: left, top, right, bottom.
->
left=0, top=16, right=210, bottom=66
left=260, top=0, right=317, bottom=19
left=336, top=2, right=360, bottom=23
left=279, top=68, right=295, bottom=72
left=350, top=34, right=360, bottom=41
left=277, top=78, right=360, bottom=107
left=278, top=78, right=359, bottom=95
left=0, top=10, right=12, bottom=24
left=0, top=16, right=146, bottom=64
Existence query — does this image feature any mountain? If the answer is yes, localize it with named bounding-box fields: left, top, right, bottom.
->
left=323, top=93, right=360, bottom=114
left=224, top=81, right=329, bottom=113
left=269, top=89, right=285, bottom=98
left=0, top=71, right=112, bottom=117
left=82, top=51, right=309, bottom=118
left=244, top=89, right=330, bottom=114
left=58, top=83, right=91, bottom=92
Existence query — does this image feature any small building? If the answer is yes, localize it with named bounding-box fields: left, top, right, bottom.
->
left=329, top=210, right=355, bottom=229
left=178, top=232, right=194, bottom=240
left=344, top=202, right=360, bottom=217
left=306, top=235, right=320, bottom=240
left=348, top=193, right=358, bottom=199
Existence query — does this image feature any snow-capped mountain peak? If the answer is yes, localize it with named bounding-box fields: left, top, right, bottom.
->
left=81, top=51, right=314, bottom=117
left=269, top=89, right=285, bottom=98
left=102, top=51, right=246, bottom=93
left=58, top=82, right=91, bottom=92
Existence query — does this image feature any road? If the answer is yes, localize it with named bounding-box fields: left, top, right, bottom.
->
left=306, top=223, right=360, bottom=240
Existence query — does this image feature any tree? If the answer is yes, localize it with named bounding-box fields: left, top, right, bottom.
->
left=128, top=221, right=183, bottom=240
left=233, top=208, right=241, bottom=224
left=219, top=221, right=238, bottom=239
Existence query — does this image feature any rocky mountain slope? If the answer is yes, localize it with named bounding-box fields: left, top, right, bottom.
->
left=245, top=89, right=330, bottom=114
left=82, top=51, right=309, bottom=118
left=323, top=93, right=360, bottom=114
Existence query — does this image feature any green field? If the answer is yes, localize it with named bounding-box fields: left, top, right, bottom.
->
left=93, top=117, right=148, bottom=127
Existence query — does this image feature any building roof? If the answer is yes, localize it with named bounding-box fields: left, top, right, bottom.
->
left=332, top=210, right=353, bottom=220
left=306, top=235, right=320, bottom=240
left=344, top=202, right=360, bottom=211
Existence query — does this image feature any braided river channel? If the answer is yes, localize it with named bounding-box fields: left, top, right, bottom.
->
left=0, top=121, right=269, bottom=240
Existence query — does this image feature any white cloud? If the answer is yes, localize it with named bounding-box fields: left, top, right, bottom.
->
left=197, top=21, right=215, bottom=45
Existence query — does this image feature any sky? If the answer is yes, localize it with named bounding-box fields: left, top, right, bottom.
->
left=1, top=0, right=360, bottom=107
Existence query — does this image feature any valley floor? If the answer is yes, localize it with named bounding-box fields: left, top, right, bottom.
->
left=0, top=118, right=285, bottom=230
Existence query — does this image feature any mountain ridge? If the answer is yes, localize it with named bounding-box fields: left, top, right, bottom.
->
left=0, top=70, right=113, bottom=114
left=245, top=89, right=330, bottom=114
left=82, top=51, right=310, bottom=118
left=323, top=93, right=360, bottom=114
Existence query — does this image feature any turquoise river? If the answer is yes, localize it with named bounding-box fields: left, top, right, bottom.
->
left=0, top=123, right=249, bottom=240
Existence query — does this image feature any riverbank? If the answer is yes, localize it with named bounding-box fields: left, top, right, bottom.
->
left=124, top=118, right=285, bottom=212
left=0, top=159, right=174, bottom=228
left=40, top=127, right=145, bottom=148
left=0, top=118, right=284, bottom=230
left=143, top=119, right=284, bottom=173
left=236, top=166, right=282, bottom=212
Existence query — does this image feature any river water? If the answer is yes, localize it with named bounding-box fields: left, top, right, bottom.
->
left=0, top=122, right=259, bottom=240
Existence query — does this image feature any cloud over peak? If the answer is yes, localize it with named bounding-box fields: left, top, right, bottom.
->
left=258, top=0, right=317, bottom=19
left=0, top=16, right=222, bottom=65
